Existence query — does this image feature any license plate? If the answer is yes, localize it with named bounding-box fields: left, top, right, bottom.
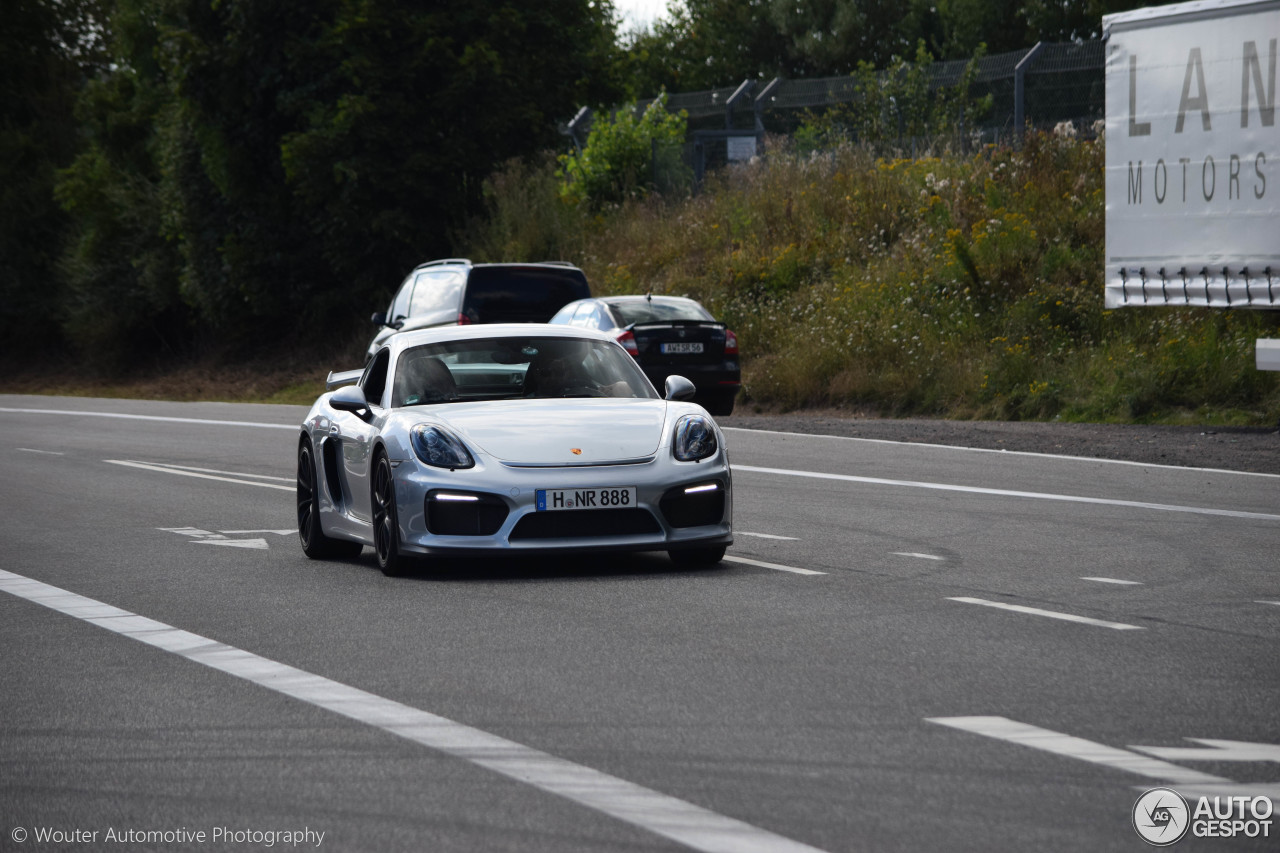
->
left=536, top=486, right=637, bottom=511
left=660, top=342, right=704, bottom=354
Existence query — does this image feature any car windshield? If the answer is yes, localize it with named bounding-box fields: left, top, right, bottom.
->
left=392, top=336, right=659, bottom=407
left=610, top=299, right=713, bottom=326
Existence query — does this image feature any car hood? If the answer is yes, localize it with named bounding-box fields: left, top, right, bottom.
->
left=430, top=398, right=669, bottom=465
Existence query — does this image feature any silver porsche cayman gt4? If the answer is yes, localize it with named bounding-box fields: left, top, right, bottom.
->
left=297, top=324, right=733, bottom=575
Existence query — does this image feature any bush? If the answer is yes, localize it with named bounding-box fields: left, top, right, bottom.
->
left=558, top=93, right=689, bottom=207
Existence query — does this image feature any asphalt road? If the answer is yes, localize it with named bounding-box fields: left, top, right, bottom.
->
left=1, top=395, right=1277, bottom=852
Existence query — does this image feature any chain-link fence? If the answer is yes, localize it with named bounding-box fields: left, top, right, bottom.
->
left=566, top=40, right=1106, bottom=192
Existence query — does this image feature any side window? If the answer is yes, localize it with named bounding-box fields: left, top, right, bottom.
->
left=572, top=302, right=602, bottom=329
left=389, top=275, right=414, bottom=323
left=410, top=270, right=464, bottom=318
left=603, top=304, right=625, bottom=330
left=361, top=349, right=390, bottom=408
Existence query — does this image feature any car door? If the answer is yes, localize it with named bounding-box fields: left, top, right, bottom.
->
left=330, top=349, right=389, bottom=523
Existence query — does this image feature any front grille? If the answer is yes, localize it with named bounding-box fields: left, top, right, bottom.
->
left=659, top=483, right=726, bottom=528
left=426, top=492, right=509, bottom=536
left=510, top=508, right=661, bottom=540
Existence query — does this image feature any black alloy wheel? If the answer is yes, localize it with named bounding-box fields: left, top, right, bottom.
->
left=372, top=453, right=411, bottom=576
left=297, top=437, right=362, bottom=559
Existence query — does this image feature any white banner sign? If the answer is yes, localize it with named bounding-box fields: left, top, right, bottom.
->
left=1104, top=0, right=1280, bottom=308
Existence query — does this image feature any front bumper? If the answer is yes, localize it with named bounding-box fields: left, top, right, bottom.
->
left=392, top=454, right=733, bottom=557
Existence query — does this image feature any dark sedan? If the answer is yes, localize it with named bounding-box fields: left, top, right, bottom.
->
left=550, top=295, right=740, bottom=415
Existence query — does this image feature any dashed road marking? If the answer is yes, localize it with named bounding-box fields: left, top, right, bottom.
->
left=722, top=556, right=825, bottom=576
left=927, top=716, right=1231, bottom=785
left=737, top=532, right=799, bottom=541
left=893, top=552, right=945, bottom=561
left=220, top=529, right=297, bottom=536
left=1081, top=577, right=1143, bottom=585
left=0, top=569, right=829, bottom=853
left=141, top=462, right=293, bottom=483
left=947, top=597, right=1144, bottom=630
left=108, top=460, right=293, bottom=492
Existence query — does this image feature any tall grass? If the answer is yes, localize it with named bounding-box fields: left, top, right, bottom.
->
left=462, top=134, right=1280, bottom=424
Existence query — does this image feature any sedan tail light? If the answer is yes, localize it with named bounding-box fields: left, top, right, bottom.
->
left=724, top=329, right=739, bottom=355
left=456, top=313, right=472, bottom=325
left=617, top=330, right=639, bottom=357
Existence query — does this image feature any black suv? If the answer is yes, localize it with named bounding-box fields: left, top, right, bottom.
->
left=368, top=259, right=591, bottom=359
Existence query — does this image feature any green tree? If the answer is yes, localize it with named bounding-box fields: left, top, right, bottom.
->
left=558, top=94, right=690, bottom=207
left=280, top=0, right=624, bottom=321
left=52, top=0, right=624, bottom=364
left=0, top=0, right=106, bottom=361
left=623, top=0, right=915, bottom=92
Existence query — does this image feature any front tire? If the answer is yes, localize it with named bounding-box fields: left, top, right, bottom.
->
left=669, top=545, right=727, bottom=567
left=372, top=452, right=413, bottom=577
left=297, top=437, right=363, bottom=559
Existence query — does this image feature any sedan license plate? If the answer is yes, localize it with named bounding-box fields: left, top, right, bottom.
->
left=660, top=342, right=704, bottom=355
left=536, top=486, right=637, bottom=511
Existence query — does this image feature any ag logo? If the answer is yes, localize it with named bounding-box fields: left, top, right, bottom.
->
left=1133, top=787, right=1190, bottom=846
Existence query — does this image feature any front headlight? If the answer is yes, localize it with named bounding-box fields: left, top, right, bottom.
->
left=672, top=414, right=718, bottom=462
left=411, top=425, right=474, bottom=469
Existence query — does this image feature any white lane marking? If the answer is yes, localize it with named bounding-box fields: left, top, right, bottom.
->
left=1081, top=577, right=1143, bottom=586
left=926, top=716, right=1232, bottom=786
left=144, top=462, right=293, bottom=483
left=160, top=527, right=224, bottom=539
left=17, top=448, right=65, bottom=455
left=736, top=532, right=799, bottom=541
left=1257, top=600, right=1280, bottom=607
left=108, top=460, right=293, bottom=492
left=221, top=529, right=297, bottom=536
left=1130, top=739, right=1280, bottom=764
left=721, top=426, right=1280, bottom=480
left=733, top=464, right=1280, bottom=522
left=0, top=406, right=297, bottom=431
left=893, top=552, right=945, bottom=561
left=0, top=568, right=828, bottom=853
left=722, top=556, right=826, bottom=576
left=947, top=597, right=1144, bottom=630
left=196, top=539, right=269, bottom=550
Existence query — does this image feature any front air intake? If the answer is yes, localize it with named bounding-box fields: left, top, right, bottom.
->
left=659, top=482, right=726, bottom=528
left=425, top=491, right=508, bottom=536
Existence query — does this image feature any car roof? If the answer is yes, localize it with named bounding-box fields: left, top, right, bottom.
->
left=597, top=294, right=701, bottom=305
left=383, top=323, right=614, bottom=358
left=411, top=259, right=582, bottom=273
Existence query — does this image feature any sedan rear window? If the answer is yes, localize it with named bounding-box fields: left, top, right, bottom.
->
left=611, top=300, right=713, bottom=326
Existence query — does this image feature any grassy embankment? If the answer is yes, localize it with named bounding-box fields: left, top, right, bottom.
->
left=466, top=132, right=1280, bottom=424
left=10, top=133, right=1276, bottom=421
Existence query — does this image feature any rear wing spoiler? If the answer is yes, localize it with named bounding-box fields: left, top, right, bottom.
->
left=325, top=368, right=363, bottom=390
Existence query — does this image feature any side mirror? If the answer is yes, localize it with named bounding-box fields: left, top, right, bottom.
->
left=371, top=311, right=387, bottom=326
left=664, top=375, right=696, bottom=402
left=330, top=385, right=369, bottom=414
